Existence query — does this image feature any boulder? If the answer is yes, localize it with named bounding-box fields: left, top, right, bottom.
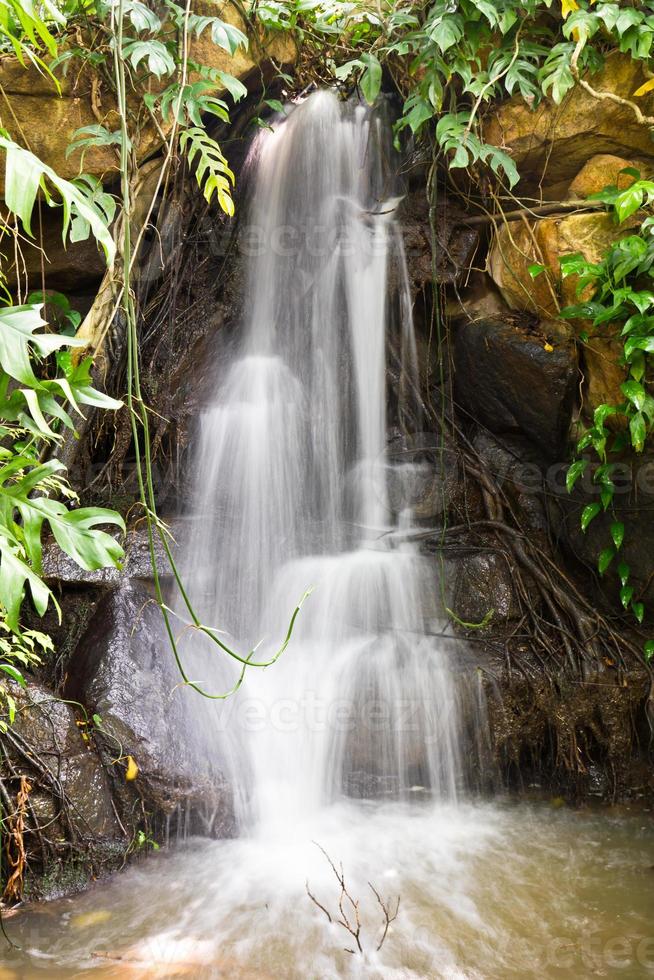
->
left=582, top=336, right=627, bottom=418
left=568, top=154, right=644, bottom=199
left=67, top=582, right=236, bottom=837
left=452, top=552, right=519, bottom=624
left=41, top=521, right=183, bottom=587
left=1, top=681, right=120, bottom=840
left=453, top=315, right=578, bottom=458
left=484, top=53, right=654, bottom=192
left=488, top=211, right=633, bottom=317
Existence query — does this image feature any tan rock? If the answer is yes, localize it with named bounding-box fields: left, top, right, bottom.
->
left=488, top=211, right=634, bottom=317
left=582, top=335, right=627, bottom=416
left=0, top=2, right=294, bottom=196
left=484, top=53, right=654, bottom=191
left=487, top=218, right=557, bottom=316
left=568, top=154, right=643, bottom=199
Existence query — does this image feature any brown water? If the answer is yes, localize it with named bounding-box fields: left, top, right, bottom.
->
left=1, top=799, right=653, bottom=979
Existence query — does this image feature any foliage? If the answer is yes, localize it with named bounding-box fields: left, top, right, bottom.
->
left=0, top=302, right=125, bottom=692
left=179, top=127, right=235, bottom=213
left=560, top=172, right=654, bottom=660
left=0, top=124, right=124, bottom=707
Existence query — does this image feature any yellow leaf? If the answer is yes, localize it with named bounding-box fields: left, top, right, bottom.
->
left=125, top=755, right=139, bottom=781
left=561, top=0, right=579, bottom=18
left=633, top=77, right=654, bottom=98
left=544, top=342, right=554, bottom=352
left=71, top=910, right=112, bottom=930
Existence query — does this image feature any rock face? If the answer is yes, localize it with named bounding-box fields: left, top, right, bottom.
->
left=2, top=681, right=120, bottom=840
left=453, top=315, right=578, bottom=458
left=67, top=582, right=235, bottom=837
left=484, top=53, right=654, bottom=192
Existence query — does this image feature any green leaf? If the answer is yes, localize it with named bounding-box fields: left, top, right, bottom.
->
left=215, top=70, right=247, bottom=103
left=581, top=502, right=601, bottom=532
left=632, top=601, right=645, bottom=624
left=0, top=662, right=26, bottom=687
left=122, top=38, right=176, bottom=79
left=620, top=380, right=647, bottom=410
left=644, top=640, right=654, bottom=662
left=0, top=304, right=84, bottom=387
left=598, top=547, right=614, bottom=575
left=614, top=183, right=645, bottom=223
left=618, top=561, right=630, bottom=586
left=610, top=521, right=625, bottom=550
left=566, top=459, right=588, bottom=493
left=620, top=584, right=634, bottom=608
left=528, top=263, right=546, bottom=278
left=0, top=135, right=115, bottom=265
left=629, top=411, right=647, bottom=453
left=0, top=531, right=56, bottom=631
left=179, top=128, right=235, bottom=216
left=359, top=52, right=382, bottom=105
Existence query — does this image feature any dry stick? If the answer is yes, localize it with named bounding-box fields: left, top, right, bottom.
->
left=306, top=843, right=400, bottom=956
left=457, top=200, right=605, bottom=227
left=368, top=882, right=400, bottom=952
left=570, top=35, right=654, bottom=130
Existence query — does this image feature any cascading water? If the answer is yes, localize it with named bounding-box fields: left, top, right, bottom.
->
left=179, top=89, right=474, bottom=832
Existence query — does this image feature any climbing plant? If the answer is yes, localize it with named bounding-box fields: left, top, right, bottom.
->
left=561, top=172, right=654, bottom=660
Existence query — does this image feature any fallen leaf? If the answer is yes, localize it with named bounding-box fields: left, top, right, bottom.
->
left=72, top=909, right=112, bottom=929
left=634, top=78, right=654, bottom=98
left=125, top=755, right=139, bottom=781
left=544, top=342, right=554, bottom=352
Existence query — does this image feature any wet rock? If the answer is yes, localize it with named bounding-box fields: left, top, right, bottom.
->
left=452, top=552, right=519, bottom=625
left=484, top=53, right=654, bottom=191
left=482, top=658, right=653, bottom=802
left=385, top=432, right=462, bottom=522
left=41, top=521, right=182, bottom=587
left=453, top=316, right=577, bottom=458
left=67, top=582, right=235, bottom=837
left=472, top=431, right=548, bottom=533
left=401, top=192, right=479, bottom=289
left=1, top=681, right=119, bottom=839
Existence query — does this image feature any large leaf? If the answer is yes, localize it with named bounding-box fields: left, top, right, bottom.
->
left=0, top=135, right=115, bottom=265
left=0, top=304, right=84, bottom=386
left=0, top=529, right=55, bottom=631
left=0, top=458, right=124, bottom=573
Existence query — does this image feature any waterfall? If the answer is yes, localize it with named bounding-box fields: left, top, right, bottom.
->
left=178, top=90, right=476, bottom=833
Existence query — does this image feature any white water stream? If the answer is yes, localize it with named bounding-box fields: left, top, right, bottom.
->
left=178, top=90, right=471, bottom=831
